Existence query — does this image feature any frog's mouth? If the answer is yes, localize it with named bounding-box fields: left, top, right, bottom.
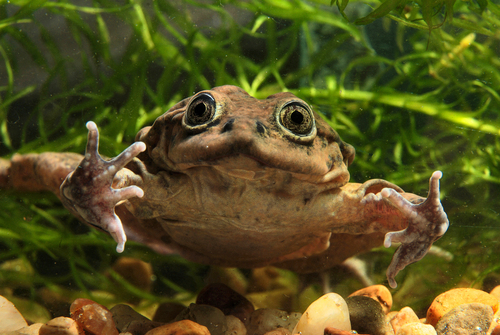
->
left=205, top=153, right=350, bottom=186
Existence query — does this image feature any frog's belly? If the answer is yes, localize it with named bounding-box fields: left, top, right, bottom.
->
left=158, top=213, right=327, bottom=262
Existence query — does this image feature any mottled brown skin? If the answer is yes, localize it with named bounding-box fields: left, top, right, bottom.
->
left=0, top=86, right=449, bottom=287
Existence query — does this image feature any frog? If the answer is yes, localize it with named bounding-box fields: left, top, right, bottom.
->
left=0, top=85, right=449, bottom=288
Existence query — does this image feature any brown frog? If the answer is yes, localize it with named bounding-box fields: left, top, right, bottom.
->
left=0, top=85, right=449, bottom=288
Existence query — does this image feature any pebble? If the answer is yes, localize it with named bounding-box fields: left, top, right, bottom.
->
left=70, top=298, right=119, bottom=335
left=434, top=303, right=493, bottom=335
left=3, top=324, right=43, bottom=335
left=0, top=295, right=28, bottom=332
left=426, top=288, right=499, bottom=326
left=491, top=285, right=500, bottom=301
left=111, top=257, right=153, bottom=304
left=390, top=306, right=420, bottom=334
left=349, top=285, right=393, bottom=314
left=153, top=302, right=187, bottom=322
left=110, top=303, right=151, bottom=331
left=226, top=315, right=247, bottom=335
left=262, top=328, right=291, bottom=335
left=122, top=319, right=166, bottom=335
left=292, top=293, right=351, bottom=335
left=5, top=284, right=500, bottom=335
left=196, top=283, right=255, bottom=324
left=396, top=322, right=437, bottom=335
left=39, top=317, right=80, bottom=335
left=345, top=295, right=388, bottom=335
left=246, top=308, right=301, bottom=335
left=324, top=327, right=368, bottom=335
left=491, top=324, right=500, bottom=335
left=144, top=320, right=210, bottom=335
left=175, top=303, right=227, bottom=335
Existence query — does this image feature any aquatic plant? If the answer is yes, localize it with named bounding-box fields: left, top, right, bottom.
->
left=0, top=0, right=499, bottom=320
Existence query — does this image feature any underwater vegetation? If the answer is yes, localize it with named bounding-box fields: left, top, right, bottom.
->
left=0, top=0, right=500, bottom=321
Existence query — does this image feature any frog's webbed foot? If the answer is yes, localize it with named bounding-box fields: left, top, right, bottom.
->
left=382, top=171, right=449, bottom=288
left=60, top=121, right=146, bottom=253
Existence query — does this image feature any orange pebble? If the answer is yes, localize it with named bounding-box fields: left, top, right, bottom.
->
left=426, top=288, right=499, bottom=326
left=491, top=285, right=500, bottom=301
left=144, top=320, right=210, bottom=335
left=491, top=324, right=500, bottom=335
left=349, top=285, right=393, bottom=314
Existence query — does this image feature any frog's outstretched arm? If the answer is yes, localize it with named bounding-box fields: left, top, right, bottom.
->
left=380, top=171, right=448, bottom=288
left=60, top=121, right=146, bottom=253
left=333, top=172, right=449, bottom=288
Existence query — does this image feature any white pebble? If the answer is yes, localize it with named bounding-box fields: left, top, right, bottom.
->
left=0, top=295, right=28, bottom=332
left=292, top=293, right=351, bottom=335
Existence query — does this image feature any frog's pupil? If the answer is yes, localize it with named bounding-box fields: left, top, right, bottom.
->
left=291, top=110, right=303, bottom=124
left=194, top=103, right=207, bottom=117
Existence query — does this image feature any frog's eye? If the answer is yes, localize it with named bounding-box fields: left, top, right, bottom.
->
left=278, top=101, right=315, bottom=136
left=184, top=93, right=217, bottom=127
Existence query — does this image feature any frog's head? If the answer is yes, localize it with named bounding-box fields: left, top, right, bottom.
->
left=137, top=85, right=354, bottom=185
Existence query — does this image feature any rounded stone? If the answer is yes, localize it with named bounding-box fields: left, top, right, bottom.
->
left=349, top=285, right=393, bottom=314
left=435, top=303, right=493, bottom=335
left=292, top=293, right=351, bottom=335
left=39, top=317, right=80, bottom=335
left=396, top=322, right=436, bottom=335
left=390, top=306, right=420, bottom=334
left=226, top=315, right=247, bottom=335
left=263, top=328, right=291, bottom=335
left=144, top=320, right=209, bottom=335
left=345, top=295, right=388, bottom=335
left=70, top=298, right=119, bottom=335
left=0, top=295, right=28, bottom=332
left=426, top=288, right=498, bottom=326
left=196, top=283, right=254, bottom=324
left=324, top=327, right=368, bottom=335
left=247, top=308, right=301, bottom=335
left=490, top=285, right=500, bottom=301
left=109, top=304, right=150, bottom=332
left=111, top=257, right=153, bottom=292
left=153, top=302, right=187, bottom=323
left=175, top=303, right=227, bottom=335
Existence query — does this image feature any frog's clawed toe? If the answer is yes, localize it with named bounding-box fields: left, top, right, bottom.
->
left=382, top=171, right=449, bottom=288
left=60, top=121, right=146, bottom=253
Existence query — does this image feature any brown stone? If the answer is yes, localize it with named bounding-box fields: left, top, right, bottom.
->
left=70, top=298, right=118, bottom=335
left=112, top=257, right=153, bottom=292
left=323, top=327, right=368, bottom=335
left=196, top=283, right=254, bottom=324
left=263, top=327, right=291, bottom=335
left=144, top=320, right=210, bottom=335
left=225, top=315, right=247, bottom=335
left=153, top=302, right=187, bottom=323
left=349, top=285, right=393, bottom=314
left=491, top=324, right=500, bottom=335
left=426, top=288, right=498, bottom=326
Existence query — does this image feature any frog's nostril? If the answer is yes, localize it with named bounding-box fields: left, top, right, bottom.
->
left=256, top=121, right=267, bottom=136
left=221, top=119, right=235, bottom=133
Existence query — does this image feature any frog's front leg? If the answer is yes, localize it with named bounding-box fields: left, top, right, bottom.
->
left=383, top=171, right=448, bottom=287
left=60, top=121, right=146, bottom=253
left=368, top=171, right=449, bottom=288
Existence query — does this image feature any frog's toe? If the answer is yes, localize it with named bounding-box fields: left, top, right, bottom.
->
left=114, top=185, right=144, bottom=203
left=109, top=141, right=146, bottom=171
left=386, top=239, right=432, bottom=288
